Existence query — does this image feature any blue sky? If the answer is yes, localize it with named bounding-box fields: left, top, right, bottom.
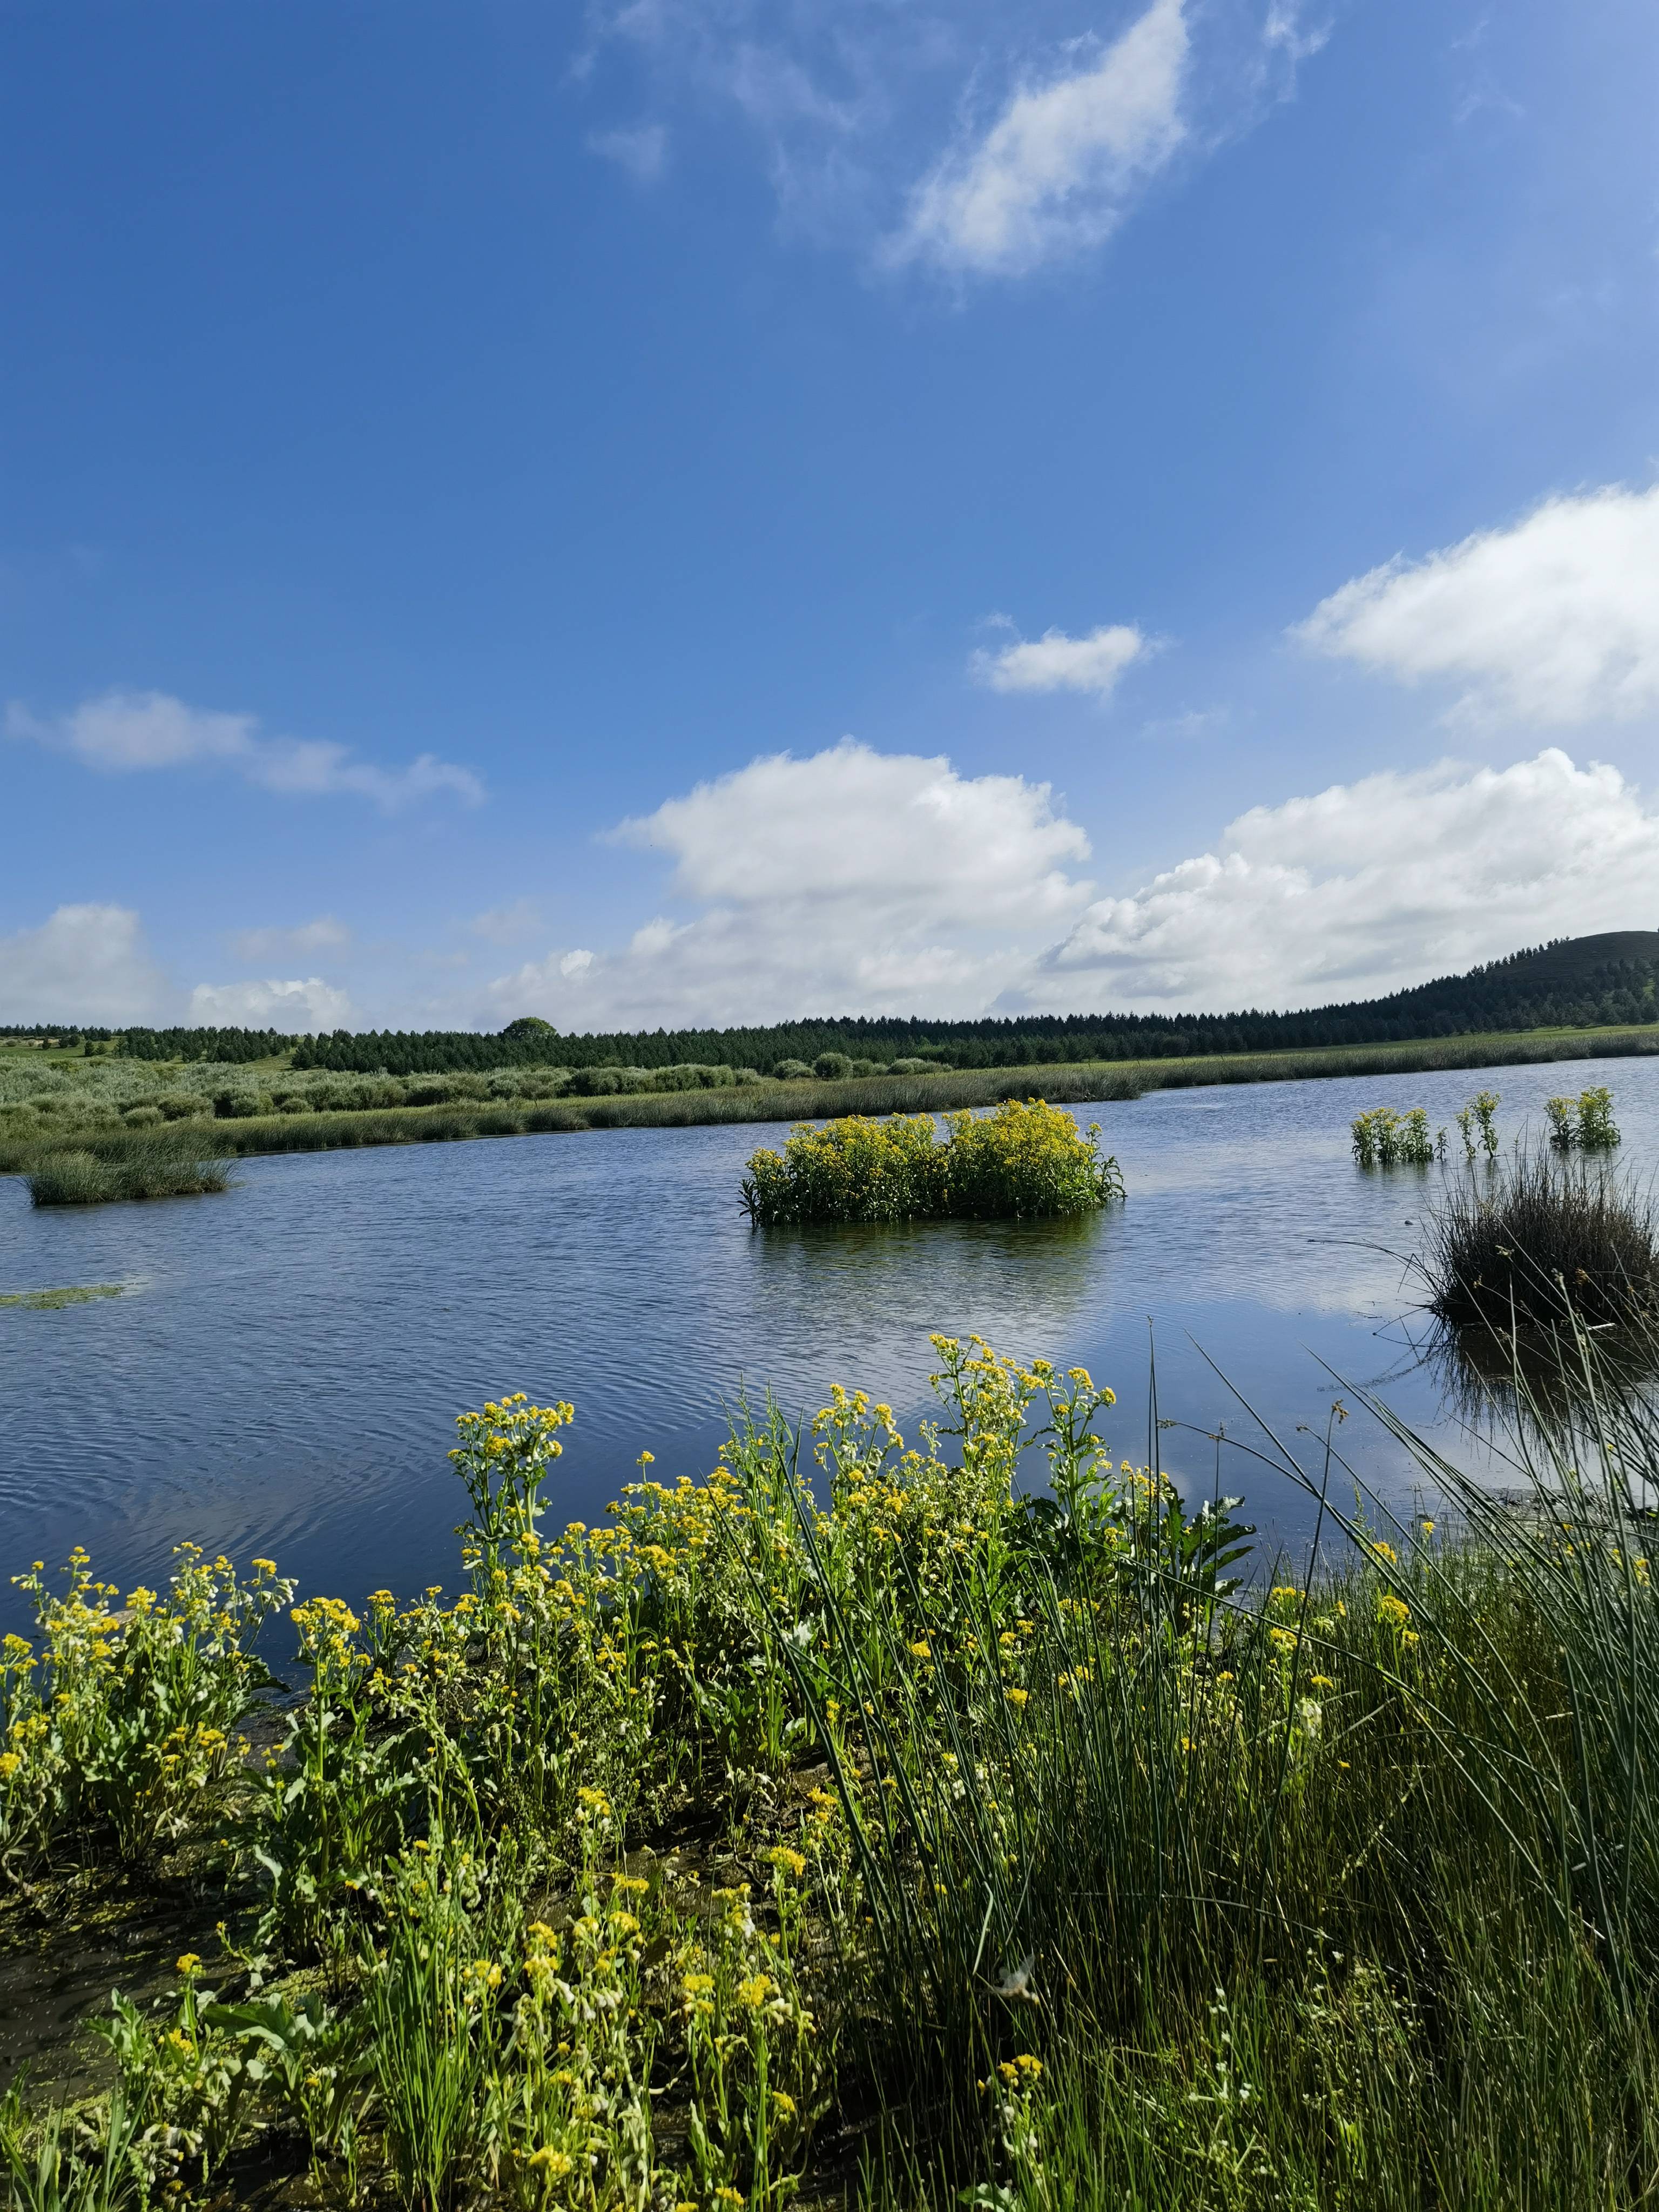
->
left=3, top=0, right=1658, bottom=1032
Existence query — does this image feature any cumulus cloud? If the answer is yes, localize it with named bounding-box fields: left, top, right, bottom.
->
left=7, top=690, right=485, bottom=811
left=888, top=0, right=1189, bottom=276
left=232, top=918, right=352, bottom=963
left=1293, top=484, right=1659, bottom=727
left=588, top=123, right=669, bottom=182
left=614, top=738, right=1089, bottom=916
left=0, top=904, right=167, bottom=1023
left=973, top=623, right=1151, bottom=700
left=1026, top=748, right=1659, bottom=1011
left=187, top=978, right=356, bottom=1031
left=485, top=738, right=1093, bottom=1027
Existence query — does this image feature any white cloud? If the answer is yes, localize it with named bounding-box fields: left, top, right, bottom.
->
left=1026, top=748, right=1659, bottom=1011
left=589, top=123, right=669, bottom=181
left=615, top=737, right=1089, bottom=920
left=0, top=904, right=167, bottom=1023
left=485, top=738, right=1092, bottom=1027
left=187, top=978, right=356, bottom=1032
left=889, top=0, right=1188, bottom=276
left=232, top=918, right=352, bottom=963
left=467, top=900, right=543, bottom=947
left=591, top=0, right=1327, bottom=275
left=973, top=622, right=1151, bottom=700
left=1293, top=484, right=1659, bottom=727
left=6, top=690, right=485, bottom=811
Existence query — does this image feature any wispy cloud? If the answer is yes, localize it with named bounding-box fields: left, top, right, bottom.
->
left=467, top=899, right=544, bottom=946
left=6, top=690, right=485, bottom=811
left=585, top=0, right=1332, bottom=277
left=588, top=122, right=669, bottom=181
left=972, top=621, right=1152, bottom=700
left=887, top=0, right=1189, bottom=277
left=232, top=917, right=352, bottom=963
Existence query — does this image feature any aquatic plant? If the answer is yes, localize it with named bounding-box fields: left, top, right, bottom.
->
left=24, top=1141, right=229, bottom=1206
left=1455, top=1087, right=1502, bottom=1161
left=1546, top=1083, right=1621, bottom=1152
left=740, top=1098, right=1124, bottom=1226
left=1351, top=1104, right=1441, bottom=1168
left=1420, top=1145, right=1659, bottom=1336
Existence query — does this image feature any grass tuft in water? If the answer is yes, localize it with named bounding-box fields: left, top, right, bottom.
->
left=1420, top=1145, right=1659, bottom=1335
left=24, top=1138, right=228, bottom=1206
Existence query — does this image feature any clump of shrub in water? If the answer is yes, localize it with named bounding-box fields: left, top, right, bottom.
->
left=25, top=1136, right=229, bottom=1207
left=1351, top=1104, right=1440, bottom=1167
left=739, top=1097, right=1124, bottom=1225
left=1354, top=1088, right=1510, bottom=1169
left=6, top=1331, right=1659, bottom=2208
left=1545, top=1083, right=1621, bottom=1152
left=1455, top=1087, right=1502, bottom=1160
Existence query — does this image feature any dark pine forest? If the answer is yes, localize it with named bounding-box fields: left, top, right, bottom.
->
left=18, top=931, right=1659, bottom=1074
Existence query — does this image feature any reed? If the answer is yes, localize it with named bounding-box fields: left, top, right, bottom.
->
left=23, top=1137, right=229, bottom=1206
left=1419, top=1145, right=1659, bottom=1335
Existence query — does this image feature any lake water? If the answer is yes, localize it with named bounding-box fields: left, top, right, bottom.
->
left=3, top=1054, right=1656, bottom=1626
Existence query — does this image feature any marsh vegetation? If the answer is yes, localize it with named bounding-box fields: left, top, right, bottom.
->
left=23, top=1138, right=228, bottom=1209
left=0, top=1284, right=123, bottom=1311
left=739, top=1101, right=1124, bottom=1226
left=6, top=1033, right=1658, bottom=1192
left=1, top=1316, right=1657, bottom=2209
left=1419, top=1147, right=1659, bottom=1337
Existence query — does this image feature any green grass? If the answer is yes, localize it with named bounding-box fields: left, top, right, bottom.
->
left=1419, top=1145, right=1659, bottom=1336
left=3, top=1023, right=1656, bottom=1182
left=3, top=1311, right=1658, bottom=2208
left=0, top=1283, right=124, bottom=1310
left=24, top=1139, right=229, bottom=1206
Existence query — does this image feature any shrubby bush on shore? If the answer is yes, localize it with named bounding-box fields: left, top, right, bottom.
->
left=2, top=1323, right=1657, bottom=2208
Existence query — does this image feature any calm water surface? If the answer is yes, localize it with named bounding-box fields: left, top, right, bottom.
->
left=3, top=1055, right=1656, bottom=1621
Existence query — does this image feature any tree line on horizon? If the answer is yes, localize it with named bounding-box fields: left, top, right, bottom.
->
left=10, top=935, right=1658, bottom=1072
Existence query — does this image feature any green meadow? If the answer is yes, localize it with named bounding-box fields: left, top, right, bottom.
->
left=4, top=1024, right=1657, bottom=1192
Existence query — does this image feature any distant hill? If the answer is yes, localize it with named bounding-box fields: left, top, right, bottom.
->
left=14, top=930, right=1658, bottom=1073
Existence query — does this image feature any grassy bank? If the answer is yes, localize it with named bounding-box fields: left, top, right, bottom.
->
left=3, top=1024, right=1656, bottom=1183
left=2, top=1323, right=1656, bottom=2207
